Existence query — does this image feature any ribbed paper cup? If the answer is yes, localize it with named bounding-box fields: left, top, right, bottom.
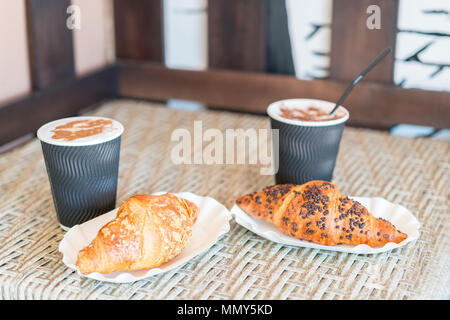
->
left=267, top=99, right=349, bottom=185
left=37, top=116, right=123, bottom=230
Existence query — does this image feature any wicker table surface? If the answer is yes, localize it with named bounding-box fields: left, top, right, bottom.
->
left=0, top=100, right=448, bottom=299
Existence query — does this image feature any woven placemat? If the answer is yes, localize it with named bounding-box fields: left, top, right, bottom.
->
left=0, top=99, right=448, bottom=299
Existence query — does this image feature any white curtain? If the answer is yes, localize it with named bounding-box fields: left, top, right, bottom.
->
left=285, top=0, right=333, bottom=80
left=285, top=0, right=450, bottom=92
left=163, top=0, right=207, bottom=110
left=394, top=0, right=450, bottom=91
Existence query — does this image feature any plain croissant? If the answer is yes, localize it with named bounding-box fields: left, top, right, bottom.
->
left=236, top=180, right=407, bottom=247
left=76, top=193, right=199, bottom=274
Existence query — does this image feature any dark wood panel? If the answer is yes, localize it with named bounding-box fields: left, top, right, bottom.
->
left=0, top=66, right=117, bottom=146
left=265, top=0, right=295, bottom=75
left=208, top=0, right=266, bottom=71
left=330, top=0, right=398, bottom=83
left=26, top=0, right=75, bottom=89
left=117, top=61, right=450, bottom=129
left=113, top=0, right=163, bottom=61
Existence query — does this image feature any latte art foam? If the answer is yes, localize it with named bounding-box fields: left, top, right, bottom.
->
left=37, top=116, right=124, bottom=146
left=279, top=105, right=345, bottom=122
left=51, top=119, right=114, bottom=141
left=267, top=99, right=349, bottom=128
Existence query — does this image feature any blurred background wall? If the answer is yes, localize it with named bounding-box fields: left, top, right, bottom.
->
left=163, top=0, right=207, bottom=111
left=72, top=0, right=115, bottom=75
left=0, top=0, right=31, bottom=103
left=0, top=0, right=114, bottom=104
left=0, top=0, right=448, bottom=104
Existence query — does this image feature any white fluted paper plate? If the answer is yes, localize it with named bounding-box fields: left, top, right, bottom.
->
left=231, top=197, right=420, bottom=254
left=59, top=192, right=231, bottom=283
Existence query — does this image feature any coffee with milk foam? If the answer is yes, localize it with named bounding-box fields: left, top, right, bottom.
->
left=37, top=116, right=124, bottom=229
left=37, top=116, right=124, bottom=147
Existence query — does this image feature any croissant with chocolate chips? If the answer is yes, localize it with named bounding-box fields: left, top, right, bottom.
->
left=76, top=193, right=199, bottom=274
left=236, top=181, right=407, bottom=247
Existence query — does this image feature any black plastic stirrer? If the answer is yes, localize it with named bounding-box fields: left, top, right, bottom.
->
left=328, top=47, right=392, bottom=116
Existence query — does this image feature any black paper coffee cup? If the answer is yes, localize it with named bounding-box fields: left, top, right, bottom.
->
left=37, top=116, right=123, bottom=230
left=267, top=99, right=349, bottom=185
